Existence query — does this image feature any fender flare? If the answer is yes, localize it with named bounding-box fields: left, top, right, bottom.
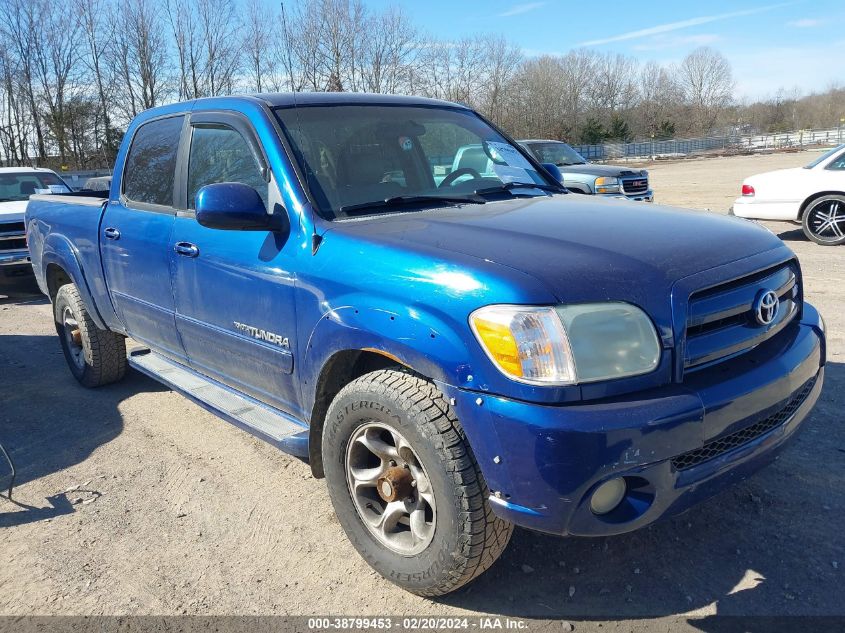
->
left=41, top=233, right=107, bottom=330
left=301, top=301, right=483, bottom=415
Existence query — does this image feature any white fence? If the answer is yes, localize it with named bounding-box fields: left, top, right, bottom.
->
left=573, top=127, right=844, bottom=162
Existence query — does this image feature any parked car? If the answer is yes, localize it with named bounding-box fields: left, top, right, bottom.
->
left=0, top=167, right=70, bottom=283
left=519, top=139, right=653, bottom=202
left=82, top=176, right=112, bottom=192
left=732, top=144, right=845, bottom=245
left=26, top=93, right=824, bottom=597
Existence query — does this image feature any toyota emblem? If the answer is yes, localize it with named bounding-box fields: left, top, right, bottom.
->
left=754, top=290, right=779, bottom=326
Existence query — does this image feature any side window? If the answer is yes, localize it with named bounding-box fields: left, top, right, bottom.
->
left=826, top=152, right=845, bottom=170
left=123, top=116, right=184, bottom=206
left=187, top=125, right=268, bottom=209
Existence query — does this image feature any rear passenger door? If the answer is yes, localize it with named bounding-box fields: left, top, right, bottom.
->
left=170, top=112, right=301, bottom=415
left=101, top=114, right=187, bottom=361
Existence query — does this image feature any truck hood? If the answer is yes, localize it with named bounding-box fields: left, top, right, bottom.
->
left=330, top=195, right=787, bottom=331
left=560, top=164, right=646, bottom=178
left=0, top=200, right=27, bottom=223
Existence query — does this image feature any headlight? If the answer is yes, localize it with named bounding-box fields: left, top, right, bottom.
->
left=594, top=176, right=620, bottom=194
left=470, top=303, right=660, bottom=385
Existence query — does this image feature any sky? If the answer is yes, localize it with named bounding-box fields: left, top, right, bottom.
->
left=366, top=0, right=845, bottom=101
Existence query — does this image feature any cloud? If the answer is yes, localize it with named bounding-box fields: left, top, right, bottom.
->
left=499, top=2, right=546, bottom=17
left=576, top=2, right=793, bottom=46
left=788, top=18, right=822, bottom=27
left=632, top=33, right=720, bottom=51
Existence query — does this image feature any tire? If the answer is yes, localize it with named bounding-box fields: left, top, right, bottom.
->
left=801, top=194, right=845, bottom=245
left=54, top=283, right=127, bottom=387
left=322, top=369, right=513, bottom=596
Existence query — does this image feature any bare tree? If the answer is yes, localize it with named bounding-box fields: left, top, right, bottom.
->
left=559, top=49, right=598, bottom=138
left=587, top=52, right=639, bottom=119
left=165, top=0, right=197, bottom=99
left=678, top=46, right=734, bottom=133
left=476, top=34, right=522, bottom=125
left=0, top=0, right=48, bottom=161
left=30, top=0, right=85, bottom=166
left=242, top=0, right=274, bottom=92
left=0, top=47, right=31, bottom=164
left=78, top=0, right=118, bottom=163
left=505, top=55, right=569, bottom=139
left=196, top=0, right=241, bottom=95
left=638, top=60, right=680, bottom=136
left=5, top=0, right=837, bottom=169
left=360, top=5, right=419, bottom=95
left=110, top=0, right=170, bottom=119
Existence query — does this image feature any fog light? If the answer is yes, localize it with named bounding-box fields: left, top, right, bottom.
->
left=590, top=477, right=626, bottom=515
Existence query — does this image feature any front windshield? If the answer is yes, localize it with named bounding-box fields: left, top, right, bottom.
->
left=804, top=144, right=845, bottom=169
left=0, top=171, right=70, bottom=202
left=274, top=105, right=558, bottom=219
left=525, top=142, right=587, bottom=166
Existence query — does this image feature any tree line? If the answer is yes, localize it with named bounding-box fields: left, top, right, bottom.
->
left=1, top=0, right=842, bottom=169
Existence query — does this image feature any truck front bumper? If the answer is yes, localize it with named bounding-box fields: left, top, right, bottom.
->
left=601, top=189, right=653, bottom=203
left=440, top=304, right=824, bottom=537
left=0, top=249, right=33, bottom=280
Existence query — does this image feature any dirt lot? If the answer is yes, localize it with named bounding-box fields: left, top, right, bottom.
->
left=1, top=150, right=843, bottom=630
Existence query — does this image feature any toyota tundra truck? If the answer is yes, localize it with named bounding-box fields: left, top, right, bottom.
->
left=25, top=93, right=825, bottom=597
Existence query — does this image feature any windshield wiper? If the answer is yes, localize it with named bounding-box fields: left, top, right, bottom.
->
left=474, top=181, right=565, bottom=196
left=340, top=194, right=485, bottom=216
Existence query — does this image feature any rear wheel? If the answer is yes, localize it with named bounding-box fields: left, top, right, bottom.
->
left=802, top=195, right=845, bottom=245
left=322, top=369, right=512, bottom=596
left=54, top=284, right=127, bottom=387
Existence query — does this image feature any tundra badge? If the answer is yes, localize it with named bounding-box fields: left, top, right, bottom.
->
left=233, top=321, right=290, bottom=348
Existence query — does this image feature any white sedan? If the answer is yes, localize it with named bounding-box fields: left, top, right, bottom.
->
left=732, top=144, right=845, bottom=245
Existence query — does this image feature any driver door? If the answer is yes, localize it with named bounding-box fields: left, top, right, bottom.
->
left=170, top=111, right=301, bottom=415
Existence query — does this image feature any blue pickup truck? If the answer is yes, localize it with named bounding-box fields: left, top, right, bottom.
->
left=26, top=93, right=825, bottom=596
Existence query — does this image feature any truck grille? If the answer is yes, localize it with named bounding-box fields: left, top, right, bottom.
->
left=684, top=262, right=800, bottom=370
left=671, top=373, right=817, bottom=471
left=0, top=221, right=26, bottom=252
left=622, top=177, right=648, bottom=194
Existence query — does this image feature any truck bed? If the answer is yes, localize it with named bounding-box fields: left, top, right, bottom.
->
left=29, top=191, right=108, bottom=207
left=26, top=192, right=111, bottom=319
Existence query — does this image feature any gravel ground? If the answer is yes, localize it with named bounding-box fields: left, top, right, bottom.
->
left=1, top=150, right=843, bottom=631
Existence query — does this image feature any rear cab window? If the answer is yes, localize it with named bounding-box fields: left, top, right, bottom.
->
left=122, top=116, right=185, bottom=207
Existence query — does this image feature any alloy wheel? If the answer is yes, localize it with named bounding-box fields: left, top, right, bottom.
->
left=345, top=422, right=436, bottom=556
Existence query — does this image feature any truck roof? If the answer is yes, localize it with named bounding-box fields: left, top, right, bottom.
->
left=137, top=93, right=470, bottom=120
left=254, top=92, right=469, bottom=109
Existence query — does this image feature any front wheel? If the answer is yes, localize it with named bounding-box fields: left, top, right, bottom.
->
left=322, top=369, right=513, bottom=596
left=802, top=195, right=845, bottom=245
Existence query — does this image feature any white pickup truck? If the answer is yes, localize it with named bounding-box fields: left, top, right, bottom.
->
left=732, top=144, right=845, bottom=245
left=0, top=167, right=71, bottom=282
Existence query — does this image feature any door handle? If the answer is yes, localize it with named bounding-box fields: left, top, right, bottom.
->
left=104, top=227, right=120, bottom=240
left=174, top=242, right=199, bottom=258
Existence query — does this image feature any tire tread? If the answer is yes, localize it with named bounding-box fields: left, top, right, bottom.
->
left=55, top=284, right=127, bottom=387
left=331, top=369, right=513, bottom=596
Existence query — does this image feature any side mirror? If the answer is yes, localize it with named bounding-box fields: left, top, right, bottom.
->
left=196, top=182, right=287, bottom=232
left=541, top=163, right=564, bottom=183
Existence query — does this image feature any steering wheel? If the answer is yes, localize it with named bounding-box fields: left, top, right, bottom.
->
left=439, top=167, right=482, bottom=188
